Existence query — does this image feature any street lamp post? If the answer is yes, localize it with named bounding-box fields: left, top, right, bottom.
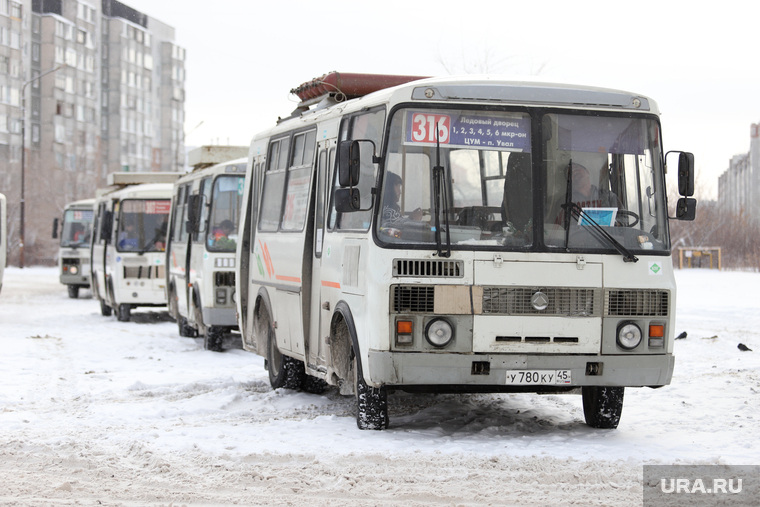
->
left=18, top=63, right=66, bottom=268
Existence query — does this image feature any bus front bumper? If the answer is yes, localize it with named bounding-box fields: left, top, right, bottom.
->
left=367, top=350, right=674, bottom=389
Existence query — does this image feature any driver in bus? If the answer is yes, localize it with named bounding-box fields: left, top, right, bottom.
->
left=555, top=163, right=620, bottom=225
left=571, top=163, right=618, bottom=209
left=118, top=220, right=138, bottom=249
left=209, top=219, right=236, bottom=248
left=381, top=172, right=423, bottom=226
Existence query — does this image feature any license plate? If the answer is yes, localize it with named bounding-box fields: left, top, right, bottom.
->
left=505, top=370, right=572, bottom=385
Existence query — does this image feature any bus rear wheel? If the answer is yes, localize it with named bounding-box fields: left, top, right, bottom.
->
left=582, top=386, right=624, bottom=429
left=353, top=354, right=388, bottom=430
left=99, top=298, right=112, bottom=317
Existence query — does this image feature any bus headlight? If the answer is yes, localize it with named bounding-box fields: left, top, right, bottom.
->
left=69, top=265, right=79, bottom=275
left=617, top=322, right=642, bottom=350
left=425, top=318, right=454, bottom=348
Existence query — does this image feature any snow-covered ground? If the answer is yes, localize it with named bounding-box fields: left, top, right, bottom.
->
left=0, top=266, right=757, bottom=506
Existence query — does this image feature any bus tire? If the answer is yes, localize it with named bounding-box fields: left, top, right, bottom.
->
left=99, top=298, right=112, bottom=317
left=301, top=374, right=329, bottom=394
left=168, top=284, right=179, bottom=320
left=117, top=303, right=131, bottom=322
left=204, top=326, right=224, bottom=352
left=177, top=316, right=196, bottom=338
left=353, top=355, right=388, bottom=430
left=67, top=285, right=80, bottom=299
left=582, top=386, right=624, bottom=429
left=265, top=319, right=303, bottom=390
left=192, top=293, right=206, bottom=337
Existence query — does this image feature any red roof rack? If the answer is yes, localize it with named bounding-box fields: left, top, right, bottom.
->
left=290, top=72, right=429, bottom=103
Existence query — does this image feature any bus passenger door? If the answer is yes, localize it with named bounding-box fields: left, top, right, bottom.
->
left=307, top=141, right=335, bottom=372
left=169, top=184, right=191, bottom=318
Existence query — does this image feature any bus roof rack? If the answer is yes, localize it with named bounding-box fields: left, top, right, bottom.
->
left=290, top=71, right=429, bottom=107
left=187, top=145, right=249, bottom=170
left=106, top=172, right=182, bottom=187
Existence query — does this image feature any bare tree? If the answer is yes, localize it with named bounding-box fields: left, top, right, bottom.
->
left=669, top=174, right=760, bottom=271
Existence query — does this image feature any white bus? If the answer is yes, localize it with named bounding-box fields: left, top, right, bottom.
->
left=0, top=193, right=5, bottom=294
left=53, top=198, right=95, bottom=298
left=91, top=173, right=180, bottom=321
left=166, top=150, right=247, bottom=351
left=236, top=73, right=696, bottom=430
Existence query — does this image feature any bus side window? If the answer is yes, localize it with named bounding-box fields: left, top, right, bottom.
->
left=330, top=107, right=386, bottom=231
left=197, top=177, right=212, bottom=241
left=259, top=137, right=290, bottom=232
left=281, top=129, right=316, bottom=232
left=172, top=186, right=185, bottom=242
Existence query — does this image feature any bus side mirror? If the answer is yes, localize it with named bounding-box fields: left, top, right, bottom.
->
left=52, top=218, right=59, bottom=239
left=186, top=194, right=202, bottom=233
left=338, top=140, right=361, bottom=187
left=334, top=187, right=361, bottom=212
left=100, top=210, right=113, bottom=241
left=677, top=152, right=695, bottom=197
left=676, top=197, right=697, bottom=221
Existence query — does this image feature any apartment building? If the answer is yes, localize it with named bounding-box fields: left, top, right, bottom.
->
left=0, top=0, right=185, bottom=266
left=718, top=124, right=760, bottom=225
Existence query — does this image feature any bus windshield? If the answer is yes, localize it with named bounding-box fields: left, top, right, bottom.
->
left=206, top=175, right=244, bottom=252
left=61, top=208, right=93, bottom=248
left=116, top=199, right=171, bottom=252
left=378, top=107, right=669, bottom=254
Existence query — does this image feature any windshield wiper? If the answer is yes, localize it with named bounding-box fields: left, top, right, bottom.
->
left=432, top=123, right=451, bottom=258
left=563, top=202, right=639, bottom=263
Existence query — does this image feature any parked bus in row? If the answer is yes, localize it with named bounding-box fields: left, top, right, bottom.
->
left=0, top=193, right=5, bottom=294
left=236, top=73, right=696, bottom=430
left=91, top=173, right=180, bottom=321
left=166, top=146, right=248, bottom=351
left=53, top=198, right=95, bottom=298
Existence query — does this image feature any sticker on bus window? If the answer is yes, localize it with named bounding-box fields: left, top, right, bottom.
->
left=405, top=111, right=531, bottom=152
left=578, top=207, right=617, bottom=227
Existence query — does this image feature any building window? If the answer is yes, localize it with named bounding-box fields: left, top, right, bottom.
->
left=10, top=1, right=21, bottom=19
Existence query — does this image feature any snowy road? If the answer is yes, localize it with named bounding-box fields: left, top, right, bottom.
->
left=1, top=267, right=758, bottom=505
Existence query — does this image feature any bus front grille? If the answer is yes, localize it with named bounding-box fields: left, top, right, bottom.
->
left=123, top=265, right=164, bottom=279
left=392, top=285, right=434, bottom=313
left=393, top=259, right=464, bottom=278
left=215, top=271, right=235, bottom=287
left=482, top=287, right=600, bottom=316
left=605, top=289, right=669, bottom=316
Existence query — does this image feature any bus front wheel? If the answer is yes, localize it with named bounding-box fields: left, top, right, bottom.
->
left=117, top=304, right=131, bottom=322
left=582, top=386, right=624, bottom=429
left=99, top=298, right=112, bottom=317
left=264, top=314, right=303, bottom=390
left=353, top=354, right=388, bottom=430
left=204, top=326, right=224, bottom=352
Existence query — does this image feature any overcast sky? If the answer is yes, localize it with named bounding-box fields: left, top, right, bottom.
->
left=125, top=0, right=759, bottom=199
